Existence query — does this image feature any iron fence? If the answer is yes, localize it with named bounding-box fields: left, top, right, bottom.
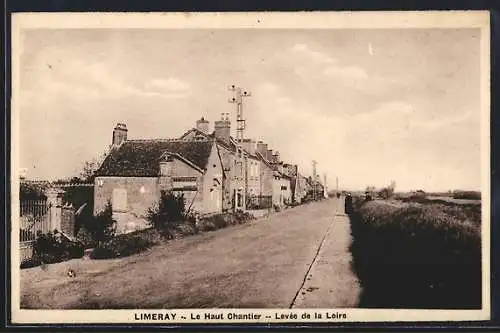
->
left=20, top=199, right=51, bottom=261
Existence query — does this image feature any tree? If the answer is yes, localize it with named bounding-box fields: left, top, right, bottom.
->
left=79, top=149, right=109, bottom=182
left=378, top=181, right=397, bottom=199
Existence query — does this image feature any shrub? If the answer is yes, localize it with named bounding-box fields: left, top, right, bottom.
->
left=20, top=256, right=42, bottom=269
left=92, top=229, right=163, bottom=259
left=20, top=182, right=48, bottom=200
left=76, top=226, right=98, bottom=249
left=172, top=223, right=198, bottom=238
left=77, top=201, right=116, bottom=247
left=146, top=191, right=186, bottom=235
left=453, top=191, right=481, bottom=200
left=349, top=200, right=481, bottom=309
left=24, top=230, right=84, bottom=268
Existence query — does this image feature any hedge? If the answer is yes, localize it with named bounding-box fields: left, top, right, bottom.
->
left=349, top=199, right=481, bottom=309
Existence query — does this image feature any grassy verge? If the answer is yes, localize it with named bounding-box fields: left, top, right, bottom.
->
left=349, top=198, right=481, bottom=309
left=91, top=211, right=254, bottom=259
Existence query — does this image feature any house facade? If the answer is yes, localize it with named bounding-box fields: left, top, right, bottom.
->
left=179, top=117, right=247, bottom=211
left=94, top=123, right=224, bottom=233
left=180, top=116, right=269, bottom=211
left=272, top=171, right=292, bottom=208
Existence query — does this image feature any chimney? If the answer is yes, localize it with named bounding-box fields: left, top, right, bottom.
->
left=241, top=139, right=256, bottom=155
left=273, top=151, right=280, bottom=163
left=256, top=141, right=268, bottom=157
left=196, top=117, right=210, bottom=134
left=214, top=113, right=231, bottom=144
left=266, top=149, right=274, bottom=162
left=112, top=123, right=128, bottom=146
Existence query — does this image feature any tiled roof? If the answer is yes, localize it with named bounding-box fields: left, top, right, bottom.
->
left=179, top=128, right=237, bottom=153
left=95, top=139, right=213, bottom=177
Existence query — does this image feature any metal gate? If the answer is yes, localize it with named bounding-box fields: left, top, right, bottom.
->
left=20, top=199, right=51, bottom=261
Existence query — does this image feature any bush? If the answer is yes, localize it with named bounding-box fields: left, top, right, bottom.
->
left=21, top=256, right=42, bottom=269
left=76, top=226, right=98, bottom=249
left=20, top=182, right=48, bottom=200
left=92, top=229, right=164, bottom=259
left=77, top=201, right=116, bottom=247
left=193, top=211, right=253, bottom=233
left=146, top=191, right=186, bottom=235
left=22, top=230, right=85, bottom=268
left=349, top=200, right=481, bottom=309
left=452, top=191, right=481, bottom=200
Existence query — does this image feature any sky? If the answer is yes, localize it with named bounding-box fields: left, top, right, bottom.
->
left=17, top=28, right=482, bottom=192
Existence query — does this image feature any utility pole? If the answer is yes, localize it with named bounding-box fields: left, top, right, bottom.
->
left=228, top=85, right=252, bottom=143
left=228, top=85, right=252, bottom=211
left=312, top=160, right=317, bottom=201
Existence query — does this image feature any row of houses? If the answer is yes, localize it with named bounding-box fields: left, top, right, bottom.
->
left=93, top=115, right=325, bottom=232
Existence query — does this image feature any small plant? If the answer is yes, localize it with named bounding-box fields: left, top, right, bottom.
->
left=77, top=201, right=116, bottom=247
left=92, top=229, right=162, bottom=259
left=76, top=226, right=98, bottom=249
left=146, top=191, right=186, bottom=236
left=26, top=230, right=84, bottom=268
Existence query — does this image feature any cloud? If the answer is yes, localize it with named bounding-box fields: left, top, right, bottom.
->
left=23, top=50, right=191, bottom=102
left=144, top=77, right=191, bottom=94
left=290, top=43, right=369, bottom=87
left=291, top=43, right=337, bottom=65
left=324, top=65, right=368, bottom=80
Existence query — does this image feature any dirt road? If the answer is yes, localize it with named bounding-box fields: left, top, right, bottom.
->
left=21, top=198, right=360, bottom=309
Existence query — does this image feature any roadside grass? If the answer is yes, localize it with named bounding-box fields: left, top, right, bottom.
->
left=349, top=198, right=481, bottom=309
left=90, top=211, right=255, bottom=259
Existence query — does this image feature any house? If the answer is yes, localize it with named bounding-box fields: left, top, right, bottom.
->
left=272, top=170, right=292, bottom=208
left=295, top=173, right=310, bottom=203
left=180, top=116, right=264, bottom=211
left=94, top=123, right=224, bottom=233
left=305, top=176, right=325, bottom=200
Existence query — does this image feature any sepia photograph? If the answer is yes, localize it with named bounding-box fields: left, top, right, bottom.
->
left=10, top=11, right=490, bottom=324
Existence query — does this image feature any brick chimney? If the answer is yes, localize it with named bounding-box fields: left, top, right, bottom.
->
left=112, top=123, right=128, bottom=146
left=241, top=139, right=256, bottom=155
left=266, top=149, right=274, bottom=162
left=196, top=117, right=210, bottom=134
left=214, top=113, right=231, bottom=144
left=273, top=151, right=280, bottom=163
left=256, top=141, right=268, bottom=157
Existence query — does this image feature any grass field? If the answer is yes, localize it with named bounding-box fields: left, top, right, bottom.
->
left=349, top=198, right=481, bottom=309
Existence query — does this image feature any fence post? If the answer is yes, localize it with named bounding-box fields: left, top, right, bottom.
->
left=45, top=188, right=65, bottom=232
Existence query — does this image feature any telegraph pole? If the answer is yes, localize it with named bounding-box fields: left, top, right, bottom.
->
left=228, top=85, right=252, bottom=211
left=228, top=85, right=252, bottom=143
left=312, top=160, right=318, bottom=201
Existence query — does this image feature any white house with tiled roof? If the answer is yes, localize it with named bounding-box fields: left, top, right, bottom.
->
left=93, top=123, right=225, bottom=233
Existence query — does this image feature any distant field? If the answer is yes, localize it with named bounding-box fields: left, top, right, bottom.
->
left=425, top=196, right=481, bottom=205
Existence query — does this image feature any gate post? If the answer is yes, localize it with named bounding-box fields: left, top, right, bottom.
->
left=45, top=188, right=65, bottom=232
